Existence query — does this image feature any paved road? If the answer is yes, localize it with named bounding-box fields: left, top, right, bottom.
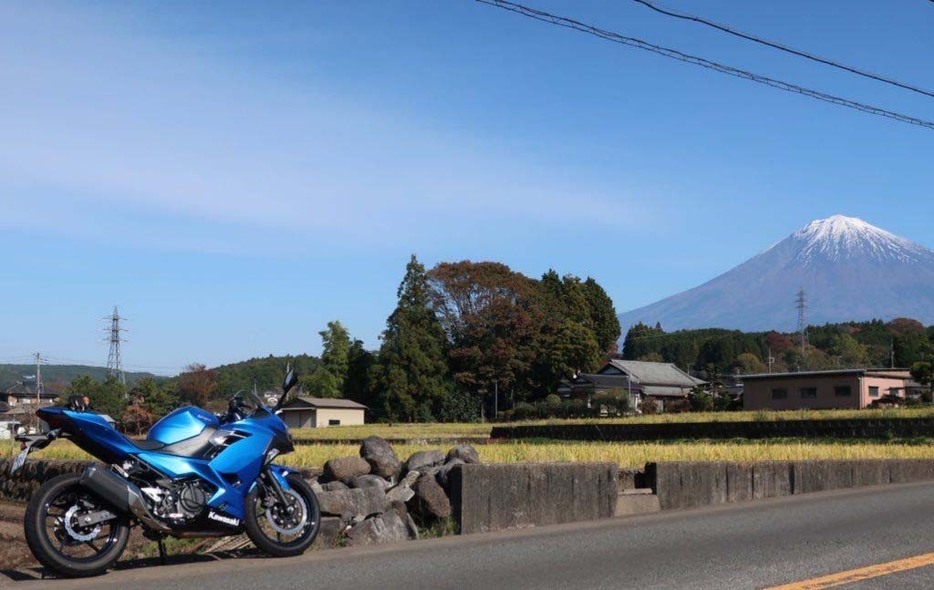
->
left=4, top=481, right=933, bottom=590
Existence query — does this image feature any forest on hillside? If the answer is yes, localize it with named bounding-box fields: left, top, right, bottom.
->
left=621, top=318, right=934, bottom=379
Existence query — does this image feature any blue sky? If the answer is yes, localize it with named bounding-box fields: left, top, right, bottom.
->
left=2, top=1, right=932, bottom=375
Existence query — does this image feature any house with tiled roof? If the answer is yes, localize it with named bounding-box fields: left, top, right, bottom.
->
left=563, top=359, right=705, bottom=412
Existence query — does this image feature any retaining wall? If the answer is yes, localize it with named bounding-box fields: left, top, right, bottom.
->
left=491, top=418, right=934, bottom=441
left=0, top=458, right=92, bottom=502
left=648, top=459, right=934, bottom=510
left=449, top=462, right=618, bottom=534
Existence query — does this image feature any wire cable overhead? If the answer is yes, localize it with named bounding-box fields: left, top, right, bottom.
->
left=630, top=0, right=934, bottom=100
left=475, top=0, right=934, bottom=131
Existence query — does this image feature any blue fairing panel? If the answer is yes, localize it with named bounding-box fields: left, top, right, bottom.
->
left=148, top=406, right=219, bottom=446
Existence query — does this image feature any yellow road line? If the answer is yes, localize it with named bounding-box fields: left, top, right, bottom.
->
left=764, top=552, right=934, bottom=589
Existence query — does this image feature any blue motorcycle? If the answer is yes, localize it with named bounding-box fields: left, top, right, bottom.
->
left=11, top=370, right=319, bottom=577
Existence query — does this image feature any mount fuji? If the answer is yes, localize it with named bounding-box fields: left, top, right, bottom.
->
left=617, top=215, right=934, bottom=332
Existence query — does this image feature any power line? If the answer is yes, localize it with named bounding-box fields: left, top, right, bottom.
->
left=474, top=0, right=934, bottom=131
left=629, top=0, right=934, bottom=100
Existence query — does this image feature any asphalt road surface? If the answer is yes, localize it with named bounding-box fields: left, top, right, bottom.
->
left=4, top=481, right=933, bottom=590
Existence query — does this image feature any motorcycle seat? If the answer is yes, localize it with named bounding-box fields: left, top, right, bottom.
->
left=131, top=439, right=166, bottom=451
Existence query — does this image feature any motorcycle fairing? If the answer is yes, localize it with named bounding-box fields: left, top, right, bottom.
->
left=37, top=405, right=296, bottom=523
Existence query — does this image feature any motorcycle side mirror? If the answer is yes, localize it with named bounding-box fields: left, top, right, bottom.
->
left=274, top=370, right=298, bottom=413
left=282, top=370, right=298, bottom=394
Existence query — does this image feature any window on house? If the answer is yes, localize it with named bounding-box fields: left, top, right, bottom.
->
left=800, top=387, right=817, bottom=399
left=771, top=388, right=788, bottom=400
left=868, top=386, right=879, bottom=398
left=834, top=386, right=852, bottom=397
left=328, top=419, right=341, bottom=426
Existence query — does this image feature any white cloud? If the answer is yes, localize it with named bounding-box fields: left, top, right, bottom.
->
left=0, top=3, right=647, bottom=254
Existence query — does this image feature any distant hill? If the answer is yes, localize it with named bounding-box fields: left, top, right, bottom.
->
left=618, top=215, right=934, bottom=333
left=0, top=364, right=158, bottom=392
left=211, top=354, right=321, bottom=395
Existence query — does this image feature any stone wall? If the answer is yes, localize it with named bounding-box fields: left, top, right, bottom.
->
left=0, top=458, right=92, bottom=502
left=648, top=459, right=934, bottom=510
left=449, top=462, right=618, bottom=534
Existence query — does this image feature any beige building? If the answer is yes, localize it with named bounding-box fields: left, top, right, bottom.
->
left=279, top=396, right=367, bottom=428
left=742, top=369, right=913, bottom=410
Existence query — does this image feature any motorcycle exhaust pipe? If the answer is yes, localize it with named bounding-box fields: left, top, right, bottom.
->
left=79, top=465, right=172, bottom=534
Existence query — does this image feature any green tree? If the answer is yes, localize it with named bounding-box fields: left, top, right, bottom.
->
left=94, top=376, right=128, bottom=418
left=64, top=375, right=127, bottom=418
left=622, top=322, right=664, bottom=360
left=302, top=321, right=352, bottom=398
left=64, top=375, right=97, bottom=399
left=910, top=360, right=934, bottom=402
left=582, top=277, right=621, bottom=355
left=831, top=334, right=870, bottom=368
left=531, top=271, right=602, bottom=395
left=130, top=377, right=179, bottom=418
left=375, top=255, right=453, bottom=421
left=735, top=352, right=767, bottom=374
left=344, top=339, right=376, bottom=406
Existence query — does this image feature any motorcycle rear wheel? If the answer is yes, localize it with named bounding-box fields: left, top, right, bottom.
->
left=244, top=473, right=320, bottom=557
left=24, top=472, right=130, bottom=578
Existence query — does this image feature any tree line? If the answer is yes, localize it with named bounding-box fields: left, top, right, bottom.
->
left=621, top=318, right=934, bottom=388
left=299, top=257, right=621, bottom=422
left=63, top=256, right=621, bottom=427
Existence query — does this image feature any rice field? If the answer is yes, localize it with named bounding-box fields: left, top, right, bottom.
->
left=5, top=407, right=930, bottom=470
left=15, top=436, right=934, bottom=471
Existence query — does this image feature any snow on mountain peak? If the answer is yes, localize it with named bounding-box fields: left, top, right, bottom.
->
left=791, top=215, right=922, bottom=264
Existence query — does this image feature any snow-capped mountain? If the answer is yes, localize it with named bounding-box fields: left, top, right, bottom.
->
left=617, top=215, right=934, bottom=332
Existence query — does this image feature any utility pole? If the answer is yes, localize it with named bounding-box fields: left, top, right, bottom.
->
left=768, top=346, right=774, bottom=374
left=34, top=352, right=43, bottom=407
left=103, top=306, right=127, bottom=387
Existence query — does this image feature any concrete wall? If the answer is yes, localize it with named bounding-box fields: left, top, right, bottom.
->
left=313, top=408, right=365, bottom=427
left=449, top=463, right=618, bottom=534
left=648, top=459, right=934, bottom=510
left=283, top=408, right=366, bottom=428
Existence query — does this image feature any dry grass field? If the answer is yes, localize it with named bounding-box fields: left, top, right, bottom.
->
left=17, top=436, right=934, bottom=471
left=6, top=407, right=930, bottom=470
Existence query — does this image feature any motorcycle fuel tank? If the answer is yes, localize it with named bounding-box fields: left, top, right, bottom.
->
left=147, top=406, right=220, bottom=446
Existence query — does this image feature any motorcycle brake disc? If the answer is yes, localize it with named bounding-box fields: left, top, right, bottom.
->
left=63, top=505, right=102, bottom=543
left=264, top=488, right=307, bottom=535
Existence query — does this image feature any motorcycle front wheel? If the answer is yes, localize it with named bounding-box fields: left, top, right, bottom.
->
left=24, top=472, right=130, bottom=577
left=244, top=472, right=320, bottom=557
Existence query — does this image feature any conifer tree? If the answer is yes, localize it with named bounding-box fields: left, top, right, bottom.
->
left=375, top=255, right=452, bottom=421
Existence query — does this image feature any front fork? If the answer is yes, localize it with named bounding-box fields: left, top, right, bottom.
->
left=260, top=466, right=293, bottom=507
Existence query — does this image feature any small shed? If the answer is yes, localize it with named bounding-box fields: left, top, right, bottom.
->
left=279, top=396, right=367, bottom=429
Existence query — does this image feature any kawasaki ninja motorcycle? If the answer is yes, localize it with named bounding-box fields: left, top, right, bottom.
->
left=11, top=370, right=319, bottom=577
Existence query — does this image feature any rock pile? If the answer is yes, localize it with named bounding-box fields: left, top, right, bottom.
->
left=311, top=437, right=480, bottom=547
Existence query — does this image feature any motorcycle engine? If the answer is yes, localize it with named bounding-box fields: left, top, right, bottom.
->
left=145, top=480, right=210, bottom=523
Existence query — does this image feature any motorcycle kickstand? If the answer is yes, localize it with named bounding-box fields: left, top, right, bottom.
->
left=157, top=537, right=167, bottom=565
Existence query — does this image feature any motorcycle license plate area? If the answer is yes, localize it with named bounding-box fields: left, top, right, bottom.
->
left=10, top=447, right=29, bottom=474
